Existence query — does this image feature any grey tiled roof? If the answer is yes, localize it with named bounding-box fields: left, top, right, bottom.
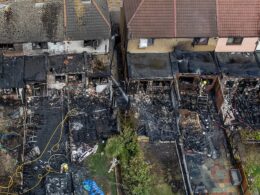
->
left=66, top=0, right=111, bottom=40
left=0, top=0, right=64, bottom=43
left=0, top=0, right=110, bottom=44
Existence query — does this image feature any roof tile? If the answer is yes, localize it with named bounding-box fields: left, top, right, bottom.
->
left=125, top=0, right=176, bottom=38
left=176, top=0, right=217, bottom=37
left=217, top=0, right=260, bottom=37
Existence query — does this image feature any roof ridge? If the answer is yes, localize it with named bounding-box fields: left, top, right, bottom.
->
left=92, top=0, right=111, bottom=30
left=127, top=0, right=144, bottom=27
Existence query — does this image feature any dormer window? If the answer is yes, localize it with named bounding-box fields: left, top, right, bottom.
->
left=84, top=40, right=100, bottom=49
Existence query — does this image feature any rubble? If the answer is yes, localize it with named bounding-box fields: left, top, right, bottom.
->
left=45, top=173, right=72, bottom=195
left=177, top=74, right=238, bottom=194
left=0, top=96, right=23, bottom=192
left=129, top=80, right=179, bottom=141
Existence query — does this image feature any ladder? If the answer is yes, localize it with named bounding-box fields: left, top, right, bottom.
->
left=197, top=95, right=208, bottom=113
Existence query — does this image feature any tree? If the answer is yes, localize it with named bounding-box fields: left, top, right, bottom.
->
left=105, top=136, right=124, bottom=158
left=105, top=121, right=152, bottom=195
left=123, top=154, right=152, bottom=195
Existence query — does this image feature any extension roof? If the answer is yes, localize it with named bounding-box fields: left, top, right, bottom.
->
left=216, top=52, right=260, bottom=77
left=127, top=52, right=176, bottom=79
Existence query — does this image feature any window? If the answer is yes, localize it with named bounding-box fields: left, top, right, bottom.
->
left=84, top=40, right=100, bottom=49
left=68, top=74, right=83, bottom=83
left=139, top=38, right=154, bottom=48
left=81, top=0, right=91, bottom=3
left=192, top=38, right=209, bottom=46
left=32, top=42, right=48, bottom=50
left=55, top=75, right=66, bottom=83
left=0, top=43, right=14, bottom=50
left=226, top=37, right=243, bottom=45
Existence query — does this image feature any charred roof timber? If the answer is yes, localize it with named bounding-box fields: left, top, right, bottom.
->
left=0, top=53, right=112, bottom=89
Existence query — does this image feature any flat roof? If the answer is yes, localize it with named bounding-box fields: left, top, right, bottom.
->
left=127, top=53, right=176, bottom=80
left=216, top=52, right=260, bottom=77
left=173, top=50, right=219, bottom=75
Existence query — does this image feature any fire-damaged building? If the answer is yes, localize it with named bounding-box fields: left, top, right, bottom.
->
left=0, top=0, right=111, bottom=56
left=0, top=0, right=260, bottom=195
left=0, top=0, right=117, bottom=194
left=0, top=50, right=118, bottom=194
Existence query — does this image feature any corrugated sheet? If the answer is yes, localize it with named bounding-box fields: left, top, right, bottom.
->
left=217, top=0, right=260, bottom=37
left=176, top=0, right=217, bottom=37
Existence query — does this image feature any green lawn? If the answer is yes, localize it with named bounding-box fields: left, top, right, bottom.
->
left=84, top=143, right=117, bottom=195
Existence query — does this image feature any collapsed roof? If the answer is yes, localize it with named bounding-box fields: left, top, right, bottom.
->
left=0, top=53, right=111, bottom=89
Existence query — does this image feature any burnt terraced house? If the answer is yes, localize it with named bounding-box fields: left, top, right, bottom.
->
left=0, top=0, right=260, bottom=195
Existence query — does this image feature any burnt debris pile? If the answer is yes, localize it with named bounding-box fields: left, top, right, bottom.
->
left=232, top=79, right=260, bottom=128
left=130, top=80, right=179, bottom=141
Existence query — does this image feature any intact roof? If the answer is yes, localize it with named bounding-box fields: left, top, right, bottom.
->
left=124, top=0, right=217, bottom=38
left=217, top=0, right=260, bottom=37
left=124, top=0, right=175, bottom=38
left=127, top=53, right=176, bottom=79
left=216, top=52, right=260, bottom=77
left=173, top=50, right=219, bottom=75
left=0, top=0, right=110, bottom=44
left=66, top=0, right=111, bottom=40
left=0, top=0, right=64, bottom=43
left=176, top=0, right=217, bottom=37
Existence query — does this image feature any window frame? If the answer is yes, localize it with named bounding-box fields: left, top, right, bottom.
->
left=192, top=38, right=209, bottom=46
left=32, top=42, right=48, bottom=50
left=226, top=37, right=243, bottom=45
